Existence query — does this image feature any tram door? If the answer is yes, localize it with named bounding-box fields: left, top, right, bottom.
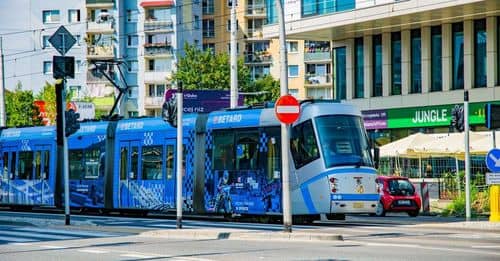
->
left=1, top=148, right=16, bottom=204
left=164, top=140, right=175, bottom=208
left=33, top=146, right=50, bottom=205
left=118, top=141, right=140, bottom=208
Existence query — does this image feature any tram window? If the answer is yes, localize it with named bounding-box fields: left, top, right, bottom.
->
left=69, top=150, right=84, bottom=179
left=131, top=146, right=139, bottom=179
left=166, top=145, right=174, bottom=179
left=34, top=151, right=41, bottom=179
left=142, top=146, right=162, bottom=180
left=236, top=132, right=259, bottom=170
left=212, top=131, right=235, bottom=170
left=10, top=152, right=17, bottom=178
left=41, top=150, right=49, bottom=180
left=264, top=128, right=281, bottom=180
left=18, top=151, right=34, bottom=179
left=84, top=148, right=100, bottom=179
left=3, top=152, right=8, bottom=177
left=290, top=120, right=320, bottom=169
left=120, top=147, right=128, bottom=180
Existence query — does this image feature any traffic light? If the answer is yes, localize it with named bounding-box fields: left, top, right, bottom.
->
left=65, top=109, right=80, bottom=137
left=451, top=105, right=464, bottom=132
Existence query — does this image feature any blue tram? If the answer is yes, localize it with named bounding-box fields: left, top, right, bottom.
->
left=0, top=100, right=379, bottom=221
left=68, top=121, right=108, bottom=208
left=0, top=126, right=57, bottom=206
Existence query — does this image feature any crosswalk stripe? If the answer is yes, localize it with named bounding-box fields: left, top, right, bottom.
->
left=0, top=230, right=76, bottom=240
left=15, top=227, right=118, bottom=238
left=121, top=253, right=156, bottom=259
left=40, top=245, right=69, bottom=249
left=78, top=249, right=109, bottom=254
left=0, top=236, right=37, bottom=242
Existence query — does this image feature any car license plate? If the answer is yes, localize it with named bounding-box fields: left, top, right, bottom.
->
left=399, top=200, right=410, bottom=205
left=353, top=202, right=364, bottom=208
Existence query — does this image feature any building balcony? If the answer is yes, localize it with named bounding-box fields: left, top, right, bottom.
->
left=244, top=52, right=272, bottom=64
left=304, top=51, right=331, bottom=62
left=144, top=96, right=164, bottom=108
left=87, top=20, right=114, bottom=34
left=246, top=4, right=266, bottom=17
left=304, top=74, right=332, bottom=86
left=86, top=0, right=114, bottom=8
left=246, top=28, right=263, bottom=39
left=144, top=19, right=174, bottom=33
left=87, top=45, right=114, bottom=59
left=144, top=43, right=173, bottom=58
left=144, top=71, right=171, bottom=83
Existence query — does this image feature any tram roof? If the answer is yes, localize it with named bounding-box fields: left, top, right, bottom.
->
left=0, top=126, right=55, bottom=141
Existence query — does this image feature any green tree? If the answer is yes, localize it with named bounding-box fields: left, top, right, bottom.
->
left=243, top=75, right=281, bottom=105
left=5, top=82, right=42, bottom=127
left=36, top=81, right=76, bottom=124
left=172, top=43, right=252, bottom=93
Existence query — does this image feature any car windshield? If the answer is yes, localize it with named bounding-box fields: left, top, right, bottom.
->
left=315, top=115, right=373, bottom=168
left=388, top=179, right=415, bottom=196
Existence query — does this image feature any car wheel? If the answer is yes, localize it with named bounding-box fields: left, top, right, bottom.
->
left=375, top=201, right=386, bottom=217
left=407, top=210, right=419, bottom=217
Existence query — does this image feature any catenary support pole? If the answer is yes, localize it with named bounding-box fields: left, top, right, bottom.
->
left=464, top=90, right=471, bottom=221
left=229, top=0, right=238, bottom=108
left=276, top=0, right=292, bottom=233
left=176, top=83, right=183, bottom=229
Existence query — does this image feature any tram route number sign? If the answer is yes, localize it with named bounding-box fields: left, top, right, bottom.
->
left=275, top=95, right=300, bottom=124
left=486, top=173, right=500, bottom=185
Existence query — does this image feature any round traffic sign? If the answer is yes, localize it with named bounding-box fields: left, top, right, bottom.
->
left=275, top=95, right=300, bottom=124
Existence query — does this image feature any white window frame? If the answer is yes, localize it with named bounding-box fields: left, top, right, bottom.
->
left=287, top=41, right=299, bottom=53
left=127, top=35, right=139, bottom=47
left=43, top=61, right=53, bottom=74
left=288, top=65, right=299, bottom=78
left=68, top=9, right=80, bottom=23
left=43, top=10, right=60, bottom=24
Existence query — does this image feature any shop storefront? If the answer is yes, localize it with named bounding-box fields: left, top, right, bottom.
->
left=362, top=101, right=498, bottom=145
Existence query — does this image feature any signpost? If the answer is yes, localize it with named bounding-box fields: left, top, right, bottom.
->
left=275, top=94, right=299, bottom=233
left=486, top=148, right=500, bottom=222
left=49, top=26, right=76, bottom=226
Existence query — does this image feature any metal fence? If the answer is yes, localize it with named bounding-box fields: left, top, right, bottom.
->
left=379, top=155, right=488, bottom=199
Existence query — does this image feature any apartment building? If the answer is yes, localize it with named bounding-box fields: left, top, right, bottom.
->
left=263, top=0, right=500, bottom=144
left=0, top=0, right=87, bottom=96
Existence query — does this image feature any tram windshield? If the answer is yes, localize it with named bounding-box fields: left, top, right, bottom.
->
left=315, top=115, right=373, bottom=168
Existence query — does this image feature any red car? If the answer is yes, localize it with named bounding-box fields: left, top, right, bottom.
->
left=374, top=176, right=422, bottom=217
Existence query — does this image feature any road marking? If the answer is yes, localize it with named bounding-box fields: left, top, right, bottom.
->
left=40, top=245, right=69, bottom=249
left=472, top=245, right=500, bottom=249
left=16, top=227, right=118, bottom=237
left=0, top=230, right=76, bottom=240
left=348, top=240, right=500, bottom=256
left=78, top=249, right=109, bottom=254
left=0, top=236, right=36, bottom=242
left=121, top=253, right=156, bottom=259
left=9, top=242, right=33, bottom=246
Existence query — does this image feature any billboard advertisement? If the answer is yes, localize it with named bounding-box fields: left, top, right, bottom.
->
left=165, top=90, right=244, bottom=113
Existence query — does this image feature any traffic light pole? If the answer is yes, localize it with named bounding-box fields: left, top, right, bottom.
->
left=464, top=91, right=471, bottom=221
left=176, top=83, right=183, bottom=229
left=55, top=79, right=70, bottom=225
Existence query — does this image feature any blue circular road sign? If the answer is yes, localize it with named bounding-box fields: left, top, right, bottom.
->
left=486, top=148, right=500, bottom=172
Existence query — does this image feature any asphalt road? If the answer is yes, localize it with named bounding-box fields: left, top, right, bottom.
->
left=0, top=211, right=498, bottom=260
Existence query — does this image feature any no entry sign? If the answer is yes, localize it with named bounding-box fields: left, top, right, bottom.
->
left=275, top=95, right=300, bottom=124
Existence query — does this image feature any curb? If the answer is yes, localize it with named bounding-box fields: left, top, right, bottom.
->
left=139, top=229, right=344, bottom=242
